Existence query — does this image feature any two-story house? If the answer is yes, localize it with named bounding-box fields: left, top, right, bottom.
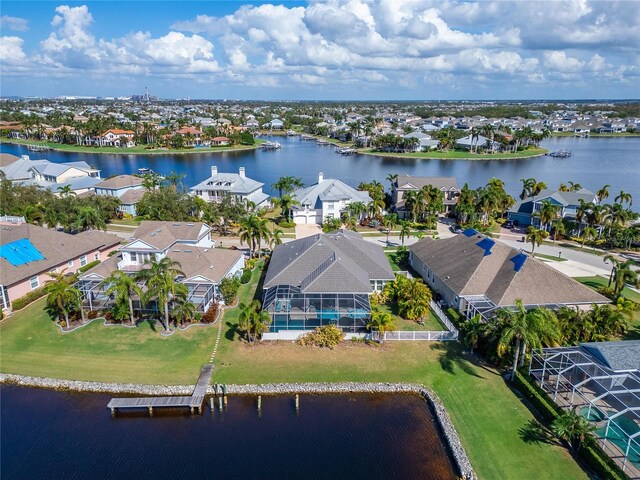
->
left=392, top=175, right=460, bottom=217
left=78, top=221, right=245, bottom=313
left=190, top=166, right=269, bottom=207
left=290, top=173, right=372, bottom=225
left=97, top=129, right=135, bottom=147
left=508, top=188, right=598, bottom=228
left=92, top=174, right=147, bottom=216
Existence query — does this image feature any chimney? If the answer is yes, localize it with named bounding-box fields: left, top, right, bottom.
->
left=318, top=172, right=324, bottom=183
left=211, top=165, right=218, bottom=177
left=239, top=167, right=246, bottom=178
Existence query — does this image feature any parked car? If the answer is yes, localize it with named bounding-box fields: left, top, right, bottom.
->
left=504, top=220, right=515, bottom=229
left=450, top=225, right=464, bottom=234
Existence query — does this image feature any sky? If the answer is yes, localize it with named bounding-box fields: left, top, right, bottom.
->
left=0, top=0, right=638, bottom=100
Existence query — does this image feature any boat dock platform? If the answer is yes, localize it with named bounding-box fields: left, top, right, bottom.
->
left=107, top=364, right=214, bottom=415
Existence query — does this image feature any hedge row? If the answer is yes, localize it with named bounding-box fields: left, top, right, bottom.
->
left=514, top=371, right=628, bottom=480
left=78, top=260, right=100, bottom=273
left=10, top=286, right=47, bottom=311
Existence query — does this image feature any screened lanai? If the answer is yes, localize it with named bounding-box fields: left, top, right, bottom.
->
left=530, top=343, right=640, bottom=478
left=262, top=285, right=371, bottom=333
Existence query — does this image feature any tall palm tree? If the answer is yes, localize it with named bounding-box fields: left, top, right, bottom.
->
left=463, top=314, right=484, bottom=354
left=581, top=226, right=597, bottom=249
left=383, top=213, right=397, bottom=245
left=596, top=184, right=610, bottom=203
left=609, top=259, right=639, bottom=297
left=551, top=218, right=566, bottom=243
left=366, top=306, right=396, bottom=343
left=386, top=173, right=398, bottom=191
left=278, top=194, right=299, bottom=220
left=526, top=226, right=548, bottom=255
left=238, top=214, right=270, bottom=258
left=496, top=299, right=559, bottom=380
left=269, top=228, right=284, bottom=249
left=100, top=270, right=143, bottom=325
left=537, top=200, right=559, bottom=231
left=164, top=171, right=185, bottom=191
left=45, top=270, right=84, bottom=326
left=552, top=410, right=596, bottom=451
left=346, top=201, right=366, bottom=224
left=238, top=299, right=271, bottom=343
left=398, top=221, right=411, bottom=246
left=614, top=190, right=632, bottom=208
left=23, top=204, right=45, bottom=226
left=75, top=206, right=106, bottom=231
left=57, top=185, right=76, bottom=198
left=135, top=256, right=185, bottom=330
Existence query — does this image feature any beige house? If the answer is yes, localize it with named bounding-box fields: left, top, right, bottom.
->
left=0, top=222, right=121, bottom=311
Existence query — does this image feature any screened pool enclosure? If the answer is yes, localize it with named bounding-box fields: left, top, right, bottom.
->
left=262, top=285, right=371, bottom=333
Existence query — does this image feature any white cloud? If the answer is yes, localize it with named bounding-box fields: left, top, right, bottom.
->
left=0, top=36, right=28, bottom=65
left=0, top=15, right=29, bottom=32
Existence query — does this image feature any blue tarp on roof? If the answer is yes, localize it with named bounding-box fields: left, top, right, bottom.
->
left=510, top=252, right=527, bottom=272
left=475, top=237, right=495, bottom=256
left=462, top=228, right=478, bottom=237
left=0, top=238, right=45, bottom=266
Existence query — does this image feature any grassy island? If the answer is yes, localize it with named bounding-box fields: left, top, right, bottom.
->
left=0, top=137, right=264, bottom=155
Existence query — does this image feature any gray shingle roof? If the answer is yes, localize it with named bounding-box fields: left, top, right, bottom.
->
left=128, top=221, right=210, bottom=251
left=190, top=170, right=263, bottom=195
left=580, top=341, right=640, bottom=372
left=95, top=174, right=144, bottom=189
left=292, top=179, right=371, bottom=209
left=409, top=233, right=609, bottom=307
left=395, top=175, right=459, bottom=191
left=510, top=188, right=596, bottom=214
left=264, top=230, right=395, bottom=293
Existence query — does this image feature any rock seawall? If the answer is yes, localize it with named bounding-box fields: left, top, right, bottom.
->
left=0, top=374, right=476, bottom=480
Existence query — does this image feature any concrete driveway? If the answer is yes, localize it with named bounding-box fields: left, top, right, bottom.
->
left=295, top=223, right=322, bottom=238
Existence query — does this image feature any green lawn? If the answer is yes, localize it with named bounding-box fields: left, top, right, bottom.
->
left=1, top=263, right=587, bottom=479
left=534, top=253, right=568, bottom=262
left=1, top=138, right=262, bottom=155
left=0, top=299, right=216, bottom=384
left=359, top=147, right=548, bottom=160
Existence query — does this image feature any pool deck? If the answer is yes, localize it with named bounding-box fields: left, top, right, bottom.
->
left=107, top=364, right=213, bottom=415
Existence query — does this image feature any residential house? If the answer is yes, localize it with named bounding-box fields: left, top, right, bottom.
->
left=176, top=126, right=205, bottom=146
left=508, top=188, right=598, bottom=227
left=261, top=230, right=395, bottom=338
left=392, top=175, right=460, bottom=216
left=0, top=222, right=120, bottom=311
left=190, top=166, right=269, bottom=207
left=403, top=132, right=439, bottom=151
left=290, top=173, right=372, bottom=225
left=455, top=134, right=499, bottom=151
left=211, top=136, right=230, bottom=146
left=93, top=174, right=147, bottom=216
left=78, top=221, right=244, bottom=312
left=409, top=229, right=608, bottom=320
left=98, top=129, right=135, bottom=147
left=264, top=118, right=284, bottom=129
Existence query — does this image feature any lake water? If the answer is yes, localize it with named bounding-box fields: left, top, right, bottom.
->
left=1, top=136, right=638, bottom=200
left=1, top=386, right=457, bottom=480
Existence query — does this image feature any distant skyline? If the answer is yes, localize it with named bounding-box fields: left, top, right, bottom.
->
left=1, top=1, right=638, bottom=100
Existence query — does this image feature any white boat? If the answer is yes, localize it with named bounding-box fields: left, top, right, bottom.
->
left=336, top=147, right=357, bottom=155
left=286, top=130, right=298, bottom=136
left=137, top=167, right=153, bottom=174
left=316, top=139, right=332, bottom=145
left=27, top=143, right=51, bottom=152
left=261, top=141, right=281, bottom=150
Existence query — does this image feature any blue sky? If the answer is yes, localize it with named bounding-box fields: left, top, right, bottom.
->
left=1, top=1, right=638, bottom=100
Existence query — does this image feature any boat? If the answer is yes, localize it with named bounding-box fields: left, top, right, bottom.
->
left=574, top=132, right=590, bottom=138
left=336, top=147, right=357, bottom=155
left=137, top=167, right=153, bottom=174
left=27, top=143, right=51, bottom=152
left=546, top=150, right=572, bottom=158
left=260, top=141, right=281, bottom=150
left=286, top=130, right=298, bottom=136
left=300, top=134, right=315, bottom=140
left=316, top=139, right=333, bottom=145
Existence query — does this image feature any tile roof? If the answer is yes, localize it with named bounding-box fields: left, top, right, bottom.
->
left=0, top=224, right=121, bottom=287
left=264, top=230, right=395, bottom=293
left=292, top=179, right=371, bottom=209
left=409, top=233, right=608, bottom=307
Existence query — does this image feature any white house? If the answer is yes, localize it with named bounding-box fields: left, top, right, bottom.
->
left=92, top=174, right=146, bottom=216
left=97, top=129, right=135, bottom=147
left=290, top=173, right=372, bottom=225
left=190, top=166, right=269, bottom=207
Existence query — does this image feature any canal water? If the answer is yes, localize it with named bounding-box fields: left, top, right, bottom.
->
left=1, top=135, right=638, bottom=200
left=1, top=386, right=457, bottom=480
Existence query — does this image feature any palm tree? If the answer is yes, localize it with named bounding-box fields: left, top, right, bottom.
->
left=172, top=297, right=197, bottom=326
left=269, top=228, right=284, bottom=249
left=164, top=171, right=185, bottom=191
left=463, top=314, right=484, bottom=354
left=526, top=226, right=548, bottom=255
left=582, top=226, right=597, bottom=249
left=403, top=191, right=421, bottom=223
left=383, top=213, right=397, bottom=245
left=23, top=204, right=45, bottom=226
left=386, top=173, right=398, bottom=191
left=614, top=190, right=632, bottom=208
left=398, top=221, right=411, bottom=246
left=346, top=201, right=366, bottom=224
left=238, top=214, right=270, bottom=258
left=135, top=256, right=185, bottom=330
left=57, top=185, right=76, bottom=198
left=496, top=299, right=559, bottom=381
left=238, top=299, right=271, bottom=343
left=610, top=259, right=639, bottom=297
left=536, top=200, right=559, bottom=231
left=596, top=184, right=610, bottom=203
left=278, top=194, right=299, bottom=220
left=552, top=410, right=595, bottom=451
left=75, top=206, right=106, bottom=231
left=551, top=218, right=566, bottom=243
left=366, top=306, right=396, bottom=343
left=45, top=270, right=84, bottom=326
left=101, top=270, right=143, bottom=325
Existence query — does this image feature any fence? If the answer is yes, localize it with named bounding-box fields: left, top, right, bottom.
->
left=382, top=301, right=459, bottom=342
left=0, top=215, right=25, bottom=224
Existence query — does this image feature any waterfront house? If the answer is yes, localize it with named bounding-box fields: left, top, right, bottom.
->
left=402, top=132, right=439, bottom=151
left=0, top=154, right=101, bottom=195
left=176, top=126, right=205, bottom=146
left=262, top=230, right=395, bottom=338
left=409, top=230, right=608, bottom=320
left=263, top=119, right=284, bottom=129
left=211, top=136, right=230, bottom=146
left=92, top=174, right=147, bottom=216
left=98, top=129, right=135, bottom=148
left=0, top=221, right=120, bottom=311
left=190, top=166, right=269, bottom=207
left=508, top=188, right=598, bottom=227
left=290, top=173, right=371, bottom=225
left=455, top=134, right=499, bottom=151
left=78, top=221, right=244, bottom=312
left=392, top=175, right=460, bottom=216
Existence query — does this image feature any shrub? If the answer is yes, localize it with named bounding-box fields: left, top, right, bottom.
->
left=11, top=286, right=47, bottom=311
left=78, top=259, right=100, bottom=273
left=245, top=258, right=257, bottom=270
left=322, top=217, right=342, bottom=233
left=202, top=303, right=219, bottom=323
left=240, top=268, right=252, bottom=284
left=298, top=325, right=345, bottom=349
left=219, top=276, right=241, bottom=305
left=278, top=219, right=295, bottom=228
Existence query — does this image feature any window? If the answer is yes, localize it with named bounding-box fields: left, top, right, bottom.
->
left=130, top=252, right=137, bottom=262
left=80, top=255, right=87, bottom=267
left=68, top=260, right=74, bottom=268
left=30, top=276, right=39, bottom=289
left=327, top=202, right=334, bottom=210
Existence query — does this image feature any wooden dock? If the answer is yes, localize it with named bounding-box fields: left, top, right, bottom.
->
left=107, top=364, right=214, bottom=415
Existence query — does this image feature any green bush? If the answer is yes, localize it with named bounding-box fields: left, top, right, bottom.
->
left=11, top=286, right=47, bottom=311
left=219, top=276, right=241, bottom=305
left=78, top=259, right=100, bottom=273
left=514, top=371, right=627, bottom=480
left=322, top=217, right=343, bottom=233
left=240, top=269, right=252, bottom=284
left=278, top=219, right=295, bottom=228
left=446, top=307, right=463, bottom=327
left=298, top=325, right=345, bottom=349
